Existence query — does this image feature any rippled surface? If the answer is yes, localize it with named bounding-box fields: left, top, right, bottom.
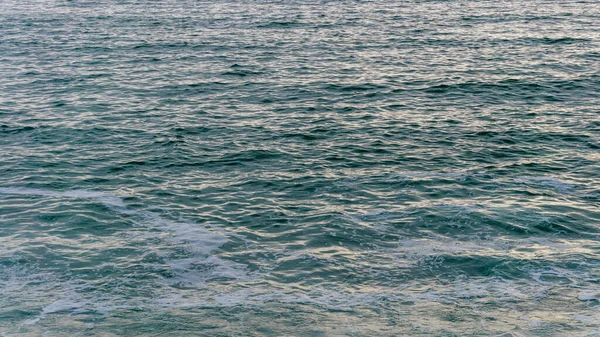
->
left=1, top=0, right=600, bottom=336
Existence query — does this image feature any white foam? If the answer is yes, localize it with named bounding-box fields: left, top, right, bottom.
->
left=130, top=210, right=229, bottom=255
left=0, top=187, right=126, bottom=207
left=4, top=186, right=600, bottom=333
left=21, top=297, right=89, bottom=327
left=212, top=288, right=392, bottom=311
left=513, top=176, right=599, bottom=199
left=0, top=186, right=251, bottom=321
left=578, top=291, right=599, bottom=301
left=515, top=176, right=576, bottom=192
left=0, top=186, right=239, bottom=258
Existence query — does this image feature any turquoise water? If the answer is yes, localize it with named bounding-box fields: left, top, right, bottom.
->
left=1, top=0, right=599, bottom=335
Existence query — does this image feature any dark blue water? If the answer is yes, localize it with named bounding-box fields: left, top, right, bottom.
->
left=1, top=0, right=599, bottom=335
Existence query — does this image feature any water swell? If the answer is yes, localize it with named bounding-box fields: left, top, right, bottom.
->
left=2, top=0, right=600, bottom=334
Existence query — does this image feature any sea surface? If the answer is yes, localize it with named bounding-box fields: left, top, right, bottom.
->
left=1, top=0, right=599, bottom=336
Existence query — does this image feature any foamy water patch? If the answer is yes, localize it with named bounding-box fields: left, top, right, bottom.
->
left=388, top=236, right=599, bottom=266
left=0, top=187, right=248, bottom=279
left=515, top=176, right=577, bottom=193
left=0, top=187, right=126, bottom=207
left=2, top=187, right=599, bottom=335
left=511, top=176, right=600, bottom=200
left=0, top=186, right=255, bottom=327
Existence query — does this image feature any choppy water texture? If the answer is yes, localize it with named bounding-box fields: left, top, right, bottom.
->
left=1, top=0, right=600, bottom=336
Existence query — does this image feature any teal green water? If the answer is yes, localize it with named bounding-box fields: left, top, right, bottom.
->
left=1, top=1, right=600, bottom=336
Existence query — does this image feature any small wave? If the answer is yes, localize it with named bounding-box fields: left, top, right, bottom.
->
left=257, top=21, right=301, bottom=28
left=221, top=69, right=263, bottom=77
left=391, top=171, right=485, bottom=182
left=539, top=37, right=591, bottom=45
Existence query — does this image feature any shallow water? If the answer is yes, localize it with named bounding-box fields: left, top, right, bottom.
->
left=1, top=0, right=599, bottom=336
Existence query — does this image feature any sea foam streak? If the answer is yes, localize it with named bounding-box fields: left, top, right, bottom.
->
left=0, top=186, right=252, bottom=325
left=0, top=187, right=249, bottom=278
left=0, top=187, right=126, bottom=207
left=2, top=187, right=598, bottom=333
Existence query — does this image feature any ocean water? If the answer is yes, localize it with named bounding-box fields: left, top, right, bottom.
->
left=1, top=0, right=599, bottom=336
